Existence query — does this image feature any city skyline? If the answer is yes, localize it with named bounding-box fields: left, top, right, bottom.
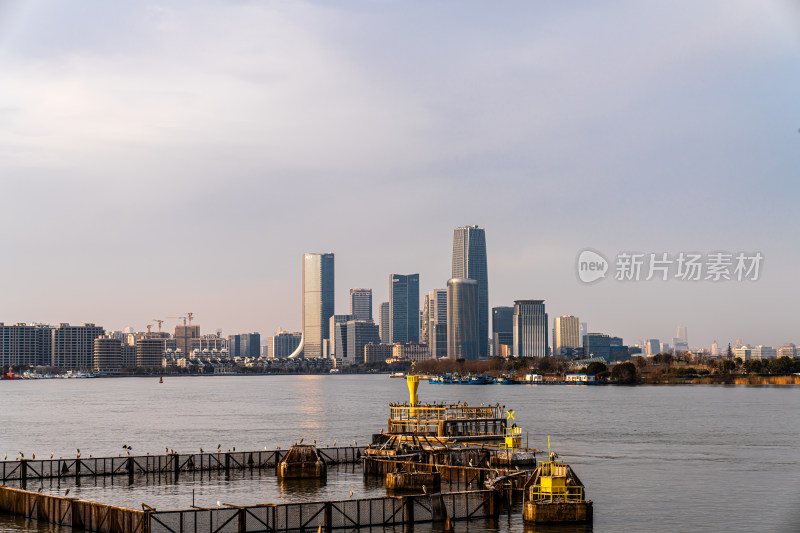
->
left=1, top=2, right=797, bottom=349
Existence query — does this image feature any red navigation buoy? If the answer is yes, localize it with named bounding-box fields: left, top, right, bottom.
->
left=159, top=376, right=163, bottom=384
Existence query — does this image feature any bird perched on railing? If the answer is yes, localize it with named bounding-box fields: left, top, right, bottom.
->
left=348, top=490, right=354, bottom=498
left=65, top=489, right=70, bottom=496
left=50, top=451, right=54, bottom=458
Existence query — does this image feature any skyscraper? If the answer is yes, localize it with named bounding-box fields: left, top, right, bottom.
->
left=677, top=326, right=687, bottom=344
left=491, top=307, right=513, bottom=357
left=301, top=252, right=335, bottom=359
left=421, top=294, right=431, bottom=345
left=389, top=274, right=419, bottom=343
left=379, top=302, right=390, bottom=343
left=427, top=289, right=448, bottom=359
left=447, top=278, right=479, bottom=360
left=452, top=225, right=488, bottom=358
left=350, top=288, right=372, bottom=321
left=554, top=315, right=580, bottom=356
left=512, top=300, right=548, bottom=358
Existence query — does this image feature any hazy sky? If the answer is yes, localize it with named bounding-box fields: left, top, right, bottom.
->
left=1, top=0, right=798, bottom=349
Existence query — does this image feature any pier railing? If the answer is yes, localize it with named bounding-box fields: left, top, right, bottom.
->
left=0, top=447, right=364, bottom=483
left=148, top=490, right=498, bottom=532
left=0, top=485, right=498, bottom=533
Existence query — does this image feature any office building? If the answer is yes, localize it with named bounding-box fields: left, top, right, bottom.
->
left=452, top=225, right=489, bottom=358
left=51, top=323, right=105, bottom=369
left=392, top=342, right=430, bottom=363
left=491, top=307, right=513, bottom=357
left=93, top=336, right=122, bottom=373
left=644, top=339, right=660, bottom=356
left=711, top=340, right=720, bottom=356
left=421, top=295, right=431, bottom=345
left=268, top=331, right=302, bottom=359
left=778, top=343, right=797, bottom=358
left=734, top=346, right=751, bottom=360
left=426, top=289, right=448, bottom=359
left=329, top=314, right=355, bottom=358
left=136, top=338, right=164, bottom=368
left=301, top=252, right=335, bottom=358
left=582, top=333, right=628, bottom=362
left=751, top=345, right=777, bottom=360
left=364, top=343, right=394, bottom=364
left=346, top=320, right=380, bottom=365
left=228, top=333, right=261, bottom=358
left=447, top=278, right=479, bottom=360
left=379, top=302, right=390, bottom=343
left=554, top=315, right=581, bottom=357
left=389, top=274, right=419, bottom=343
left=677, top=326, right=688, bottom=345
left=350, top=288, right=372, bottom=321
left=579, top=322, right=588, bottom=346
left=672, top=337, right=689, bottom=352
left=0, top=323, right=53, bottom=367
left=512, top=300, right=548, bottom=358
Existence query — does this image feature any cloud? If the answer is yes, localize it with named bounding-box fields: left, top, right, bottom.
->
left=0, top=0, right=797, bottom=344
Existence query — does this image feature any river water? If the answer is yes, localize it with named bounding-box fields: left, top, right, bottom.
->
left=1, top=375, right=798, bottom=532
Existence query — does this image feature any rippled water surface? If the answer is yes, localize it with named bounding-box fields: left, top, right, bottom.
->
left=1, top=375, right=799, bottom=532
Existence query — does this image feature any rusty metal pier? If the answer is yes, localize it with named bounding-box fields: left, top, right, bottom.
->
left=0, top=447, right=364, bottom=484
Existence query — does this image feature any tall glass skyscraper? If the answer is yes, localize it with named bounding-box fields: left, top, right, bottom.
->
left=301, top=252, right=334, bottom=359
left=513, top=300, right=548, bottom=358
left=389, top=274, right=419, bottom=343
left=452, top=225, right=488, bottom=358
left=447, top=278, right=479, bottom=360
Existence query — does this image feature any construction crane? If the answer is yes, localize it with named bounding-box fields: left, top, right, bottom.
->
left=146, top=324, right=153, bottom=334
left=153, top=319, right=164, bottom=332
left=168, top=316, right=187, bottom=326
left=186, top=312, right=194, bottom=325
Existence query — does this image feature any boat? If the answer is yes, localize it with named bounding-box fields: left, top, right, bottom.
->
left=389, top=372, right=406, bottom=378
left=1, top=368, right=21, bottom=380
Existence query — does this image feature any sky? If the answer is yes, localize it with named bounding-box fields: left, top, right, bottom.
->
left=1, top=0, right=798, bottom=349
